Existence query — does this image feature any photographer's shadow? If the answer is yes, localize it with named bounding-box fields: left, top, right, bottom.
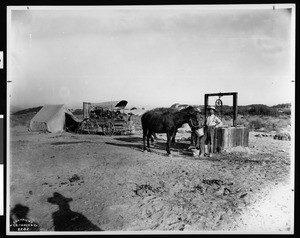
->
left=47, top=192, right=102, bottom=231
left=10, top=204, right=40, bottom=231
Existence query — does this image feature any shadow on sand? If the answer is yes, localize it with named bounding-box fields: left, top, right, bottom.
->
left=10, top=204, right=40, bottom=231
left=47, top=192, right=102, bottom=231
left=114, top=136, right=142, bottom=143
left=107, top=136, right=191, bottom=155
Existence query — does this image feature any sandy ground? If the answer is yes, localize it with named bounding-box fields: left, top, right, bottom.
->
left=8, top=125, right=293, bottom=234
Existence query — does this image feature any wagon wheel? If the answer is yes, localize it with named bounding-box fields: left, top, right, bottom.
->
left=103, top=122, right=115, bottom=136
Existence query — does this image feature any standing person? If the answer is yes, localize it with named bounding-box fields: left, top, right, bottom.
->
left=205, top=106, right=223, bottom=157
left=188, top=109, right=202, bottom=150
left=128, top=113, right=135, bottom=135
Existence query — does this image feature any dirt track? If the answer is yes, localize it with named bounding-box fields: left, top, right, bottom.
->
left=9, top=126, right=293, bottom=233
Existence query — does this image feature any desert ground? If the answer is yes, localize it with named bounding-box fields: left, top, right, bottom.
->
left=8, top=116, right=293, bottom=233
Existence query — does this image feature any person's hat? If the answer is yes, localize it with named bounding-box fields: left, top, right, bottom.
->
left=207, top=106, right=217, bottom=112
left=47, top=192, right=73, bottom=205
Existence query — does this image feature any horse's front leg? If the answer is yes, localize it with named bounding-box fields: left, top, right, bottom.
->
left=143, top=131, right=147, bottom=151
left=146, top=131, right=152, bottom=152
left=166, top=131, right=172, bottom=154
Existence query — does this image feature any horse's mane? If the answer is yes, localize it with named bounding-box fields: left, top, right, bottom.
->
left=147, top=107, right=179, bottom=113
left=143, top=106, right=198, bottom=118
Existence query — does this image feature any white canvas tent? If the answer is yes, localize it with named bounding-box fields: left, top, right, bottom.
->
left=29, top=104, right=81, bottom=132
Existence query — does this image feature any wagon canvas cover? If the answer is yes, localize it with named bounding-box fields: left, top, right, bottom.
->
left=29, top=104, right=81, bottom=132
left=90, top=100, right=128, bottom=110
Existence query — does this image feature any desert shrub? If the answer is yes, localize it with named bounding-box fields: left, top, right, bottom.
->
left=248, top=118, right=266, bottom=130
left=236, top=116, right=250, bottom=127
left=248, top=104, right=279, bottom=117
left=244, top=115, right=290, bottom=132
left=208, top=103, right=290, bottom=117
left=265, top=116, right=290, bottom=132
left=237, top=106, right=249, bottom=116
left=221, top=105, right=233, bottom=116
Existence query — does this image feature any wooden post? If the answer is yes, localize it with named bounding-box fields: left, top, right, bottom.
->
left=204, top=94, right=209, bottom=119
left=233, top=93, right=238, bottom=127
left=83, top=102, right=91, bottom=119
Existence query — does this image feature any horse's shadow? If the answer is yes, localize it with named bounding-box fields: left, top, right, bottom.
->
left=154, top=141, right=189, bottom=151
left=105, top=141, right=145, bottom=152
left=109, top=136, right=191, bottom=155
left=114, top=136, right=142, bottom=143
left=105, top=136, right=143, bottom=152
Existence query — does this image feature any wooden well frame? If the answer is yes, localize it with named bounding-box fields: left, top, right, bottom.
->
left=204, top=92, right=238, bottom=127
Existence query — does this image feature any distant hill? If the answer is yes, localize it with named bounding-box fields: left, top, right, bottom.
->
left=11, top=103, right=291, bottom=117
left=10, top=105, right=24, bottom=114
left=212, top=103, right=291, bottom=117
left=13, top=106, right=42, bottom=115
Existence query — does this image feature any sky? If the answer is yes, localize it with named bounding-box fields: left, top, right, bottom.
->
left=8, top=5, right=295, bottom=110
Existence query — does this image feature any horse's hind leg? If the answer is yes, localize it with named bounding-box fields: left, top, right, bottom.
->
left=146, top=131, right=152, bottom=152
left=143, top=133, right=147, bottom=151
left=171, top=130, right=177, bottom=145
left=142, top=127, right=148, bottom=151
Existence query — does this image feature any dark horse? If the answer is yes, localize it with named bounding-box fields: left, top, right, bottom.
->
left=149, top=107, right=179, bottom=144
left=142, top=106, right=199, bottom=154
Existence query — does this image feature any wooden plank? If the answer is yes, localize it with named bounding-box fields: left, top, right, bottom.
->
left=214, top=127, right=219, bottom=153
left=205, top=92, right=238, bottom=97
left=213, top=127, right=218, bottom=153
left=235, top=128, right=239, bottom=146
left=244, top=128, right=249, bottom=146
left=231, top=128, right=235, bottom=147
left=213, top=128, right=217, bottom=153
left=222, top=128, right=229, bottom=151
left=233, top=128, right=237, bottom=147
left=236, top=127, right=242, bottom=146
left=241, top=127, right=245, bottom=146
left=219, top=127, right=224, bottom=152
left=228, top=127, right=232, bottom=148
left=216, top=127, right=222, bottom=152
left=240, top=128, right=243, bottom=146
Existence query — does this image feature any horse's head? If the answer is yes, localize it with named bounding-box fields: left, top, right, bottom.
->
left=181, top=106, right=198, bottom=116
left=187, top=110, right=205, bottom=128
left=181, top=106, right=204, bottom=125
